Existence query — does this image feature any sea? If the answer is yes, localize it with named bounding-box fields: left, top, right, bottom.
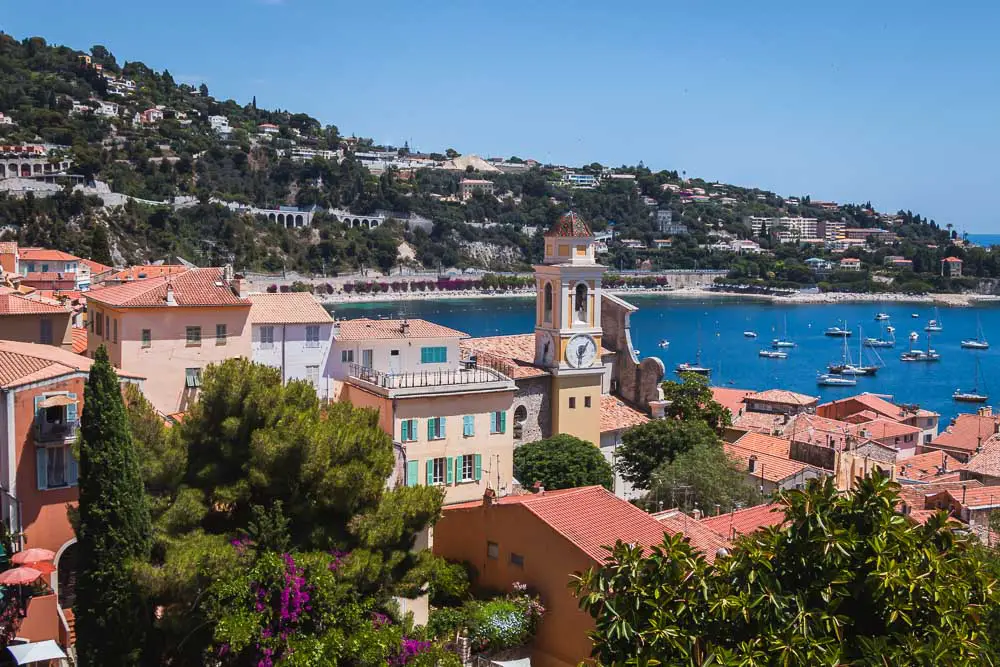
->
left=968, top=233, right=1000, bottom=247
left=330, top=296, right=1000, bottom=424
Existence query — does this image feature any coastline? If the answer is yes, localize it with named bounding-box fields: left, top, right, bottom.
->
left=308, top=286, right=1000, bottom=308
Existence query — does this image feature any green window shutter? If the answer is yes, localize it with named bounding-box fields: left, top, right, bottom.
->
left=407, top=460, right=418, bottom=487
left=499, top=411, right=506, bottom=433
left=446, top=457, right=454, bottom=484
left=421, top=347, right=431, bottom=363
left=66, top=393, right=78, bottom=422
left=475, top=454, right=482, bottom=482
left=440, top=417, right=446, bottom=438
left=427, top=419, right=435, bottom=440
left=455, top=456, right=462, bottom=482
left=463, top=415, right=474, bottom=437
left=401, top=420, right=409, bottom=442
left=439, top=347, right=447, bottom=363
left=426, top=459, right=433, bottom=485
left=36, top=447, right=47, bottom=490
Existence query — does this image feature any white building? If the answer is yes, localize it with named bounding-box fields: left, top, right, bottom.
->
left=0, top=113, right=14, bottom=126
left=560, top=172, right=599, bottom=189
left=94, top=101, right=119, bottom=118
left=258, top=123, right=280, bottom=135
left=748, top=216, right=819, bottom=242
left=656, top=209, right=688, bottom=235
left=208, top=115, right=231, bottom=135
left=248, top=293, right=335, bottom=399
left=459, top=178, right=495, bottom=201
left=288, top=147, right=342, bottom=162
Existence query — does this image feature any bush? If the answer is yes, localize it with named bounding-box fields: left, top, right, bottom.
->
left=470, top=599, right=529, bottom=652
left=266, top=284, right=278, bottom=293
left=425, top=607, right=466, bottom=641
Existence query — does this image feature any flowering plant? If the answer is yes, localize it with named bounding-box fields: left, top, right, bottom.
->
left=467, top=582, right=545, bottom=652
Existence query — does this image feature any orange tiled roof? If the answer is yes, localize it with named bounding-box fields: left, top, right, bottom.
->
left=86, top=268, right=249, bottom=308
left=249, top=293, right=332, bottom=324
left=724, top=442, right=815, bottom=483
left=545, top=211, right=592, bottom=238
left=848, top=418, right=921, bottom=441
left=80, top=258, right=114, bottom=274
left=445, top=486, right=670, bottom=563
left=899, top=449, right=963, bottom=481
left=0, top=339, right=141, bottom=389
left=947, top=486, right=1000, bottom=510
left=930, top=412, right=1000, bottom=454
left=734, top=432, right=792, bottom=458
left=18, top=248, right=80, bottom=262
left=600, top=396, right=650, bottom=433
left=652, top=510, right=730, bottom=562
left=0, top=242, right=17, bottom=255
left=70, top=327, right=88, bottom=354
left=711, top=386, right=755, bottom=417
left=460, top=333, right=614, bottom=380
left=785, top=413, right=854, bottom=448
left=336, top=317, right=467, bottom=341
left=105, top=265, right=188, bottom=282
left=701, top=502, right=785, bottom=539
left=732, top=410, right=786, bottom=435
left=0, top=291, right=70, bottom=315
left=962, top=434, right=1000, bottom=478
left=21, top=272, right=75, bottom=282
left=746, top=389, right=818, bottom=407
left=819, top=392, right=937, bottom=422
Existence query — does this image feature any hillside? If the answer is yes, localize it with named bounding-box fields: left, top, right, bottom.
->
left=0, top=33, right=993, bottom=291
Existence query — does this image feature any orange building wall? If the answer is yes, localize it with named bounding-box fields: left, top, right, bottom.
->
left=0, top=251, right=16, bottom=274
left=551, top=373, right=602, bottom=446
left=16, top=594, right=60, bottom=643
left=0, top=312, right=74, bottom=350
left=434, top=504, right=597, bottom=667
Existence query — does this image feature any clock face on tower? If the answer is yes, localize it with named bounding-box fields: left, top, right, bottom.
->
left=566, top=333, right=597, bottom=369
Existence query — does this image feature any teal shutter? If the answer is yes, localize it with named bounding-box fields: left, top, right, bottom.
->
left=463, top=415, right=474, bottom=437
left=474, top=454, right=482, bottom=482
left=400, top=420, right=409, bottom=442
left=455, top=456, right=462, bottom=482
left=427, top=419, right=435, bottom=440
left=446, top=457, right=454, bottom=484
left=68, top=450, right=78, bottom=486
left=407, top=460, right=418, bottom=487
left=66, top=393, right=78, bottom=422
left=440, top=417, right=446, bottom=438
left=499, top=411, right=506, bottom=434
left=36, top=448, right=47, bottom=490
left=426, top=459, right=433, bottom=485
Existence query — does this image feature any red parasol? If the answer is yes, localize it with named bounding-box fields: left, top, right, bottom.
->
left=0, top=567, right=42, bottom=585
left=11, top=549, right=55, bottom=565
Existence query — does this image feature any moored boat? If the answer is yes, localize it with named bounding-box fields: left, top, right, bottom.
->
left=675, top=362, right=711, bottom=376
left=960, top=315, right=988, bottom=349
left=824, top=325, right=852, bottom=337
left=759, top=349, right=787, bottom=359
left=875, top=313, right=890, bottom=321
left=817, top=373, right=857, bottom=387
left=953, top=358, right=989, bottom=403
left=743, top=331, right=757, bottom=338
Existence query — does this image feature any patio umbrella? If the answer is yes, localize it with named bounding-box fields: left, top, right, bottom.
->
left=0, top=567, right=42, bottom=586
left=11, top=549, right=55, bottom=565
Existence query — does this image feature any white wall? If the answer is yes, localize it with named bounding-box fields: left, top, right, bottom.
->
left=600, top=430, right=640, bottom=501
left=330, top=336, right=463, bottom=379
left=251, top=322, right=334, bottom=399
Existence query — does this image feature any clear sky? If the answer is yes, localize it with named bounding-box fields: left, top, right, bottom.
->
left=4, top=1, right=999, bottom=232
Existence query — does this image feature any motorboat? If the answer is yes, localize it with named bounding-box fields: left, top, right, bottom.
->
left=875, top=313, right=890, bottom=321
left=675, top=362, right=711, bottom=376
left=817, top=373, right=857, bottom=387
left=953, top=358, right=989, bottom=403
left=911, top=313, right=919, bottom=318
left=900, top=349, right=940, bottom=362
left=743, top=331, right=757, bottom=338
left=772, top=339, right=796, bottom=348
left=759, top=349, right=787, bottom=359
left=864, top=319, right=895, bottom=348
left=658, top=340, right=669, bottom=348
left=824, top=326, right=852, bottom=337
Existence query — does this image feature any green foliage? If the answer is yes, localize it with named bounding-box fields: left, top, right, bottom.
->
left=75, top=346, right=153, bottom=666
left=574, top=474, right=1000, bottom=665
left=423, top=583, right=544, bottom=654
left=615, top=419, right=719, bottom=490
left=513, top=434, right=614, bottom=491
left=661, top=372, right=732, bottom=430
left=397, top=551, right=470, bottom=606
left=644, top=440, right=757, bottom=514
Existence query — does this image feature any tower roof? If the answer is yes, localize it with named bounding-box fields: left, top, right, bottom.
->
left=545, top=211, right=593, bottom=238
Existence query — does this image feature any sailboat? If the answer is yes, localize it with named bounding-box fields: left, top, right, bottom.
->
left=953, top=358, right=989, bottom=403
left=874, top=312, right=890, bottom=321
left=817, top=372, right=857, bottom=387
left=829, top=326, right=881, bottom=376
left=901, top=331, right=940, bottom=362
left=676, top=323, right=711, bottom=375
left=925, top=307, right=943, bottom=332
left=771, top=315, right=795, bottom=348
left=864, top=318, right=895, bottom=348
left=961, top=315, right=989, bottom=349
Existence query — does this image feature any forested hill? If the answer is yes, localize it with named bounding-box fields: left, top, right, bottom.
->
left=0, top=33, right=978, bottom=287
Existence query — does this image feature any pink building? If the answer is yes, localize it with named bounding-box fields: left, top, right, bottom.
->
left=84, top=267, right=251, bottom=414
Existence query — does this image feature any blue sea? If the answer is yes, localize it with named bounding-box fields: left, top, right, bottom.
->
left=331, top=296, right=1000, bottom=423
left=968, top=233, right=1000, bottom=247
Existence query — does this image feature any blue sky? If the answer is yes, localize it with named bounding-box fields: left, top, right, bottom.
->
left=4, top=1, right=999, bottom=232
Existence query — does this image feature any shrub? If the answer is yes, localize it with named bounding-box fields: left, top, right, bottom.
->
left=266, top=284, right=278, bottom=293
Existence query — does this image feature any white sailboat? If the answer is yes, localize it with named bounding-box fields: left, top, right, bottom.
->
left=925, top=307, right=943, bottom=332
left=961, top=315, right=989, bottom=349
left=772, top=315, right=795, bottom=348
left=953, top=358, right=989, bottom=403
left=864, top=317, right=895, bottom=348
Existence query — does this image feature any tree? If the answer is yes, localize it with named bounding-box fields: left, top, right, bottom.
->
left=513, top=434, right=614, bottom=491
left=88, top=221, right=113, bottom=265
left=198, top=82, right=209, bottom=97
left=75, top=346, right=153, bottom=666
left=615, top=419, right=718, bottom=490
left=574, top=474, right=1000, bottom=665
left=644, top=441, right=756, bottom=514
left=445, top=148, right=459, bottom=159
left=662, top=372, right=731, bottom=430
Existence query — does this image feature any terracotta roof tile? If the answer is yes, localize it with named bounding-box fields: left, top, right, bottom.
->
left=336, top=318, right=467, bottom=341
left=947, top=486, right=1000, bottom=510
left=461, top=334, right=548, bottom=379
left=105, top=265, right=188, bottom=282
left=746, top=389, right=818, bottom=407
left=711, top=386, right=755, bottom=417
left=21, top=272, right=76, bottom=283
left=0, top=339, right=141, bottom=389
left=847, top=418, right=921, bottom=441
left=899, top=450, right=964, bottom=481
left=896, top=479, right=983, bottom=511
left=930, top=412, right=1000, bottom=454
left=545, top=211, right=592, bottom=238
left=784, top=413, right=854, bottom=449
left=700, top=503, right=786, bottom=539
left=80, top=258, right=114, bottom=274
left=818, top=392, right=937, bottom=422
left=962, top=434, right=1000, bottom=478
left=0, top=292, right=70, bottom=315
left=734, top=432, right=792, bottom=458
left=732, top=411, right=786, bottom=435
left=653, top=510, right=730, bottom=562
left=724, top=442, right=816, bottom=483
left=86, top=268, right=249, bottom=308
left=18, top=248, right=80, bottom=261
left=600, top=396, right=650, bottom=433
left=249, top=293, right=332, bottom=324
left=70, top=327, right=88, bottom=354
left=0, top=242, right=18, bottom=255
left=445, top=486, right=671, bottom=563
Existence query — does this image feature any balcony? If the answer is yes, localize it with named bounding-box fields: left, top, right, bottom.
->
left=36, top=419, right=79, bottom=443
left=348, top=362, right=515, bottom=398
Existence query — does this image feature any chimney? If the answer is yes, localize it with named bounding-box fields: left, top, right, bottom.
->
left=533, top=481, right=545, bottom=495
left=941, top=451, right=948, bottom=473
left=401, top=319, right=410, bottom=336
left=962, top=484, right=967, bottom=505
left=691, top=508, right=702, bottom=520
left=222, top=263, right=234, bottom=281
left=165, top=283, right=176, bottom=305
left=332, top=321, right=341, bottom=338
left=482, top=487, right=497, bottom=507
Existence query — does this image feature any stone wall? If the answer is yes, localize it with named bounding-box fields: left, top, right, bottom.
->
left=512, top=376, right=551, bottom=445
left=789, top=440, right=836, bottom=470
left=600, top=292, right=664, bottom=411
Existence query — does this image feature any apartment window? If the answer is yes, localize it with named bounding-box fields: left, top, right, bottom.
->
left=305, top=365, right=319, bottom=387
left=113, top=319, right=118, bottom=344
left=400, top=419, right=418, bottom=442
left=510, top=552, right=525, bottom=568
left=185, top=367, right=202, bottom=388
left=584, top=396, right=592, bottom=408
left=420, top=346, right=447, bottom=364
left=39, top=318, right=53, bottom=345
left=95, top=312, right=103, bottom=336
left=341, top=349, right=354, bottom=363
left=487, top=541, right=499, bottom=560
left=463, top=415, right=475, bottom=437
left=141, top=329, right=151, bottom=348
left=41, top=263, right=49, bottom=273
left=260, top=326, right=274, bottom=349
left=216, top=324, right=227, bottom=345
left=427, top=417, right=446, bottom=440
left=37, top=444, right=77, bottom=490
left=569, top=397, right=576, bottom=409
left=490, top=411, right=507, bottom=434
left=426, top=457, right=447, bottom=485
left=362, top=349, right=373, bottom=368
left=186, top=326, right=201, bottom=346
left=458, top=454, right=480, bottom=482
left=305, top=325, right=321, bottom=348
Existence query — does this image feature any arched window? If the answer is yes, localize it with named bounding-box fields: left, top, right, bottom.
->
left=514, top=405, right=527, bottom=423
left=543, top=283, right=553, bottom=322
left=574, top=283, right=588, bottom=324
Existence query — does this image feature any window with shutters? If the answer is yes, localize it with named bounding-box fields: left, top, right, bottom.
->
left=260, top=326, right=275, bottom=349
left=341, top=349, right=354, bottom=363
left=39, top=318, right=53, bottom=345
left=427, top=417, right=445, bottom=440
left=420, top=346, right=447, bottom=364
left=431, top=457, right=446, bottom=485
left=400, top=419, right=418, bottom=442
left=95, top=312, right=103, bottom=336
left=113, top=319, right=118, bottom=344
left=141, top=329, right=152, bottom=348
left=34, top=393, right=80, bottom=490
left=305, top=325, right=321, bottom=348
left=186, top=326, right=202, bottom=346
left=490, top=411, right=506, bottom=434
left=216, top=324, right=227, bottom=345
left=362, top=349, right=373, bottom=368
left=463, top=415, right=475, bottom=437
left=305, top=365, right=319, bottom=388
left=459, top=454, right=476, bottom=482
left=185, top=367, right=202, bottom=388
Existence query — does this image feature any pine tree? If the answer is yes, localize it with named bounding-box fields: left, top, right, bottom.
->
left=74, top=346, right=152, bottom=666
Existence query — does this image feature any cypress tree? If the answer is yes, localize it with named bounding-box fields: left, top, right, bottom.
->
left=74, top=346, right=152, bottom=666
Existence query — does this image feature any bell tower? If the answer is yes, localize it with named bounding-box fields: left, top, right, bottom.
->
left=533, top=212, right=606, bottom=445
